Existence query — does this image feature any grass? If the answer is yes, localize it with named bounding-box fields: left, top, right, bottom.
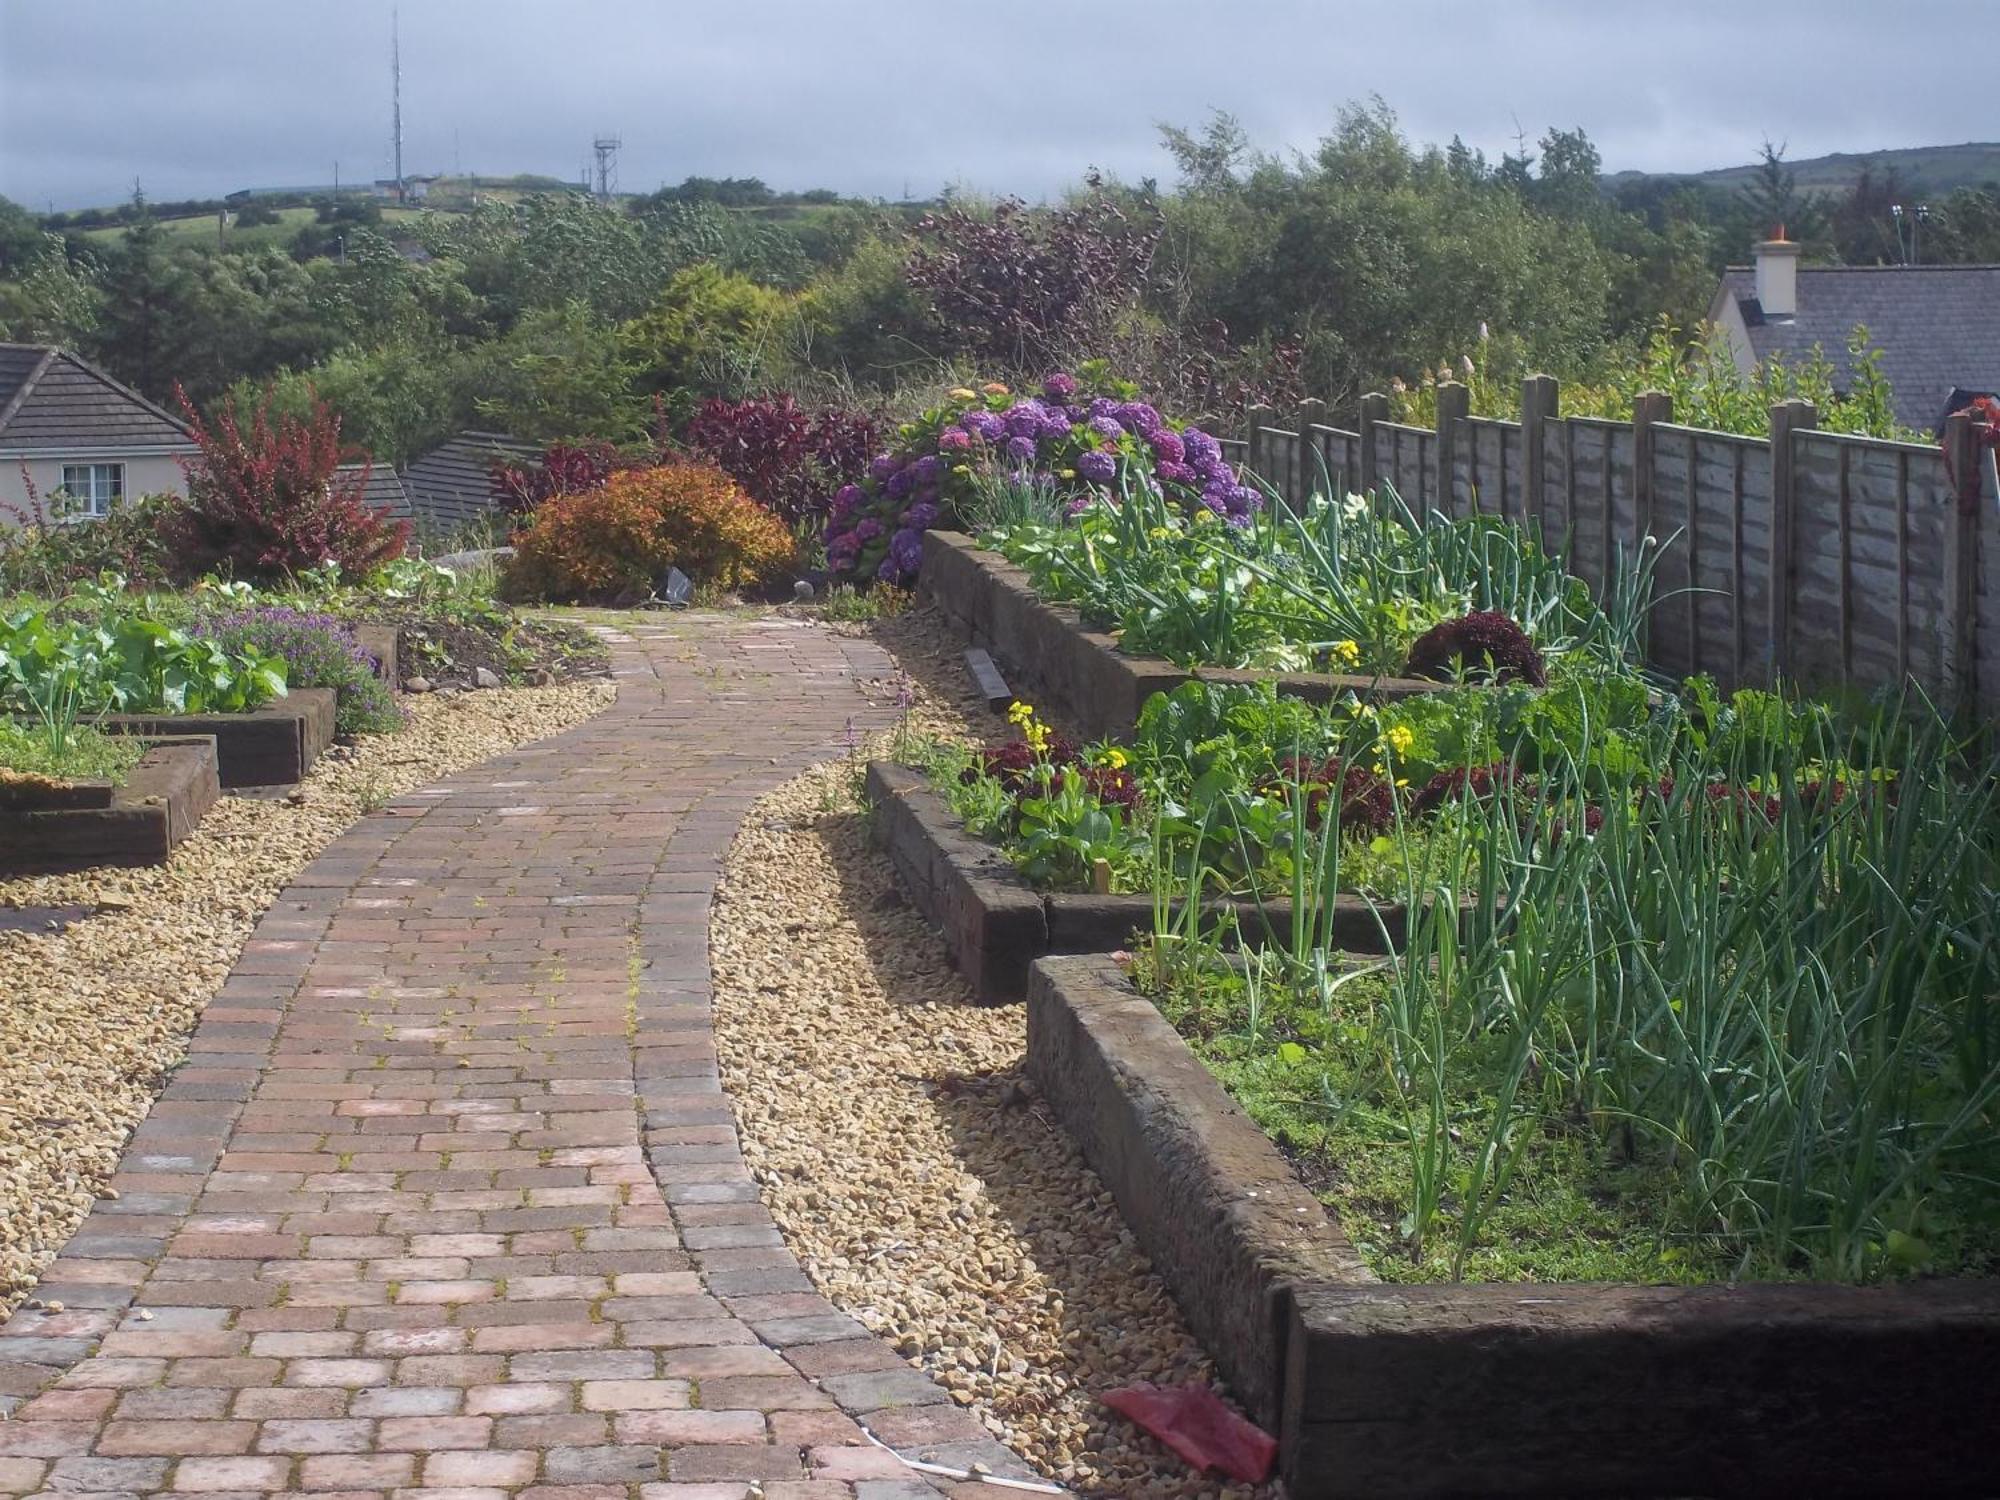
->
left=0, top=719, right=144, bottom=785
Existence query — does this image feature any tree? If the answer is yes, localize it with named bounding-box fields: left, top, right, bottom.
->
left=0, top=234, right=101, bottom=345
left=0, top=195, right=43, bottom=275
left=463, top=301, right=647, bottom=444
left=1160, top=111, right=1252, bottom=194
left=1738, top=140, right=1830, bottom=253
left=90, top=196, right=199, bottom=395
left=1534, top=127, right=1602, bottom=219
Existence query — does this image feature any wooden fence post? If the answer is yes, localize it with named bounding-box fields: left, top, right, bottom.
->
left=1766, top=399, right=1818, bottom=684
left=1245, top=404, right=1275, bottom=485
left=1358, top=392, right=1388, bottom=494
left=1435, top=381, right=1469, bottom=518
left=1295, top=396, right=1327, bottom=499
left=1520, top=375, right=1558, bottom=537
left=1631, top=390, right=1673, bottom=545
left=1941, top=410, right=1981, bottom=705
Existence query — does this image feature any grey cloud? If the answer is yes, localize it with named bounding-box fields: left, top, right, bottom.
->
left=0, top=0, right=1984, bottom=212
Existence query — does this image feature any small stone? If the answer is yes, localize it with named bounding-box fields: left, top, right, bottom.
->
left=406, top=676, right=434, bottom=693
left=473, top=667, right=503, bottom=689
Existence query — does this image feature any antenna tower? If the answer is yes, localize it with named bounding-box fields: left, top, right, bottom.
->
left=391, top=9, right=405, bottom=201
left=592, top=135, right=622, bottom=201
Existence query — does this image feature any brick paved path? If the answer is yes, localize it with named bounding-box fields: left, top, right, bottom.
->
left=0, top=618, right=1051, bottom=1500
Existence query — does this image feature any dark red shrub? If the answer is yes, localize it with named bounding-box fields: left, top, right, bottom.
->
left=1404, top=611, right=1548, bottom=688
left=905, top=177, right=1162, bottom=370
left=490, top=443, right=625, bottom=514
left=172, top=385, right=408, bottom=581
left=680, top=395, right=882, bottom=530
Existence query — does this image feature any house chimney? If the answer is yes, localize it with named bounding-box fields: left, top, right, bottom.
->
left=1755, top=235, right=1800, bottom=320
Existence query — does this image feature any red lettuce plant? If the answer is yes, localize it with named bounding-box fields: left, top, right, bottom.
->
left=1404, top=611, right=1548, bottom=688
left=172, top=386, right=408, bottom=581
left=1263, top=755, right=1394, bottom=834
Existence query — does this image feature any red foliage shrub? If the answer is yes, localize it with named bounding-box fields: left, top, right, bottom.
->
left=171, top=386, right=408, bottom=581
left=679, top=394, right=881, bottom=531
left=503, top=462, right=796, bottom=604
left=490, top=443, right=626, bottom=514
left=906, top=177, right=1162, bottom=370
left=1404, top=611, right=1548, bottom=688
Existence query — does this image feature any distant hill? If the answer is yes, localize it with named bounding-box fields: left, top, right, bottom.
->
left=1607, top=142, right=2000, bottom=197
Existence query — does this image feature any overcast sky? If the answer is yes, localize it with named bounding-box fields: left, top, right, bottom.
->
left=0, top=1, right=1984, bottom=212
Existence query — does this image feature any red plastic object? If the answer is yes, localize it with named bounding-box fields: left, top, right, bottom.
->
left=1101, top=1381, right=1278, bottom=1484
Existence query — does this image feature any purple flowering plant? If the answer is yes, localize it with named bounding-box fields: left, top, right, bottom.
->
left=821, top=362, right=1248, bottom=588
left=195, top=606, right=405, bottom=736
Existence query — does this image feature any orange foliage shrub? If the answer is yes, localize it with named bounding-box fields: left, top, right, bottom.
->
left=504, top=462, right=796, bottom=602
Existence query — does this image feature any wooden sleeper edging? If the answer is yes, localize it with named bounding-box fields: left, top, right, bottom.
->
left=1024, top=953, right=2000, bottom=1500
left=0, top=736, right=221, bottom=873
left=100, top=686, right=336, bottom=789
left=919, top=529, right=1444, bottom=741
left=865, top=761, right=1414, bottom=1004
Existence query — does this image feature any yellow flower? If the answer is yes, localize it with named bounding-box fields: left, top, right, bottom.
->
left=1007, top=701, right=1035, bottom=727
left=1097, top=746, right=1129, bottom=770
left=1025, top=721, right=1051, bottom=754
left=1387, top=724, right=1414, bottom=756
left=981, top=381, right=1010, bottom=396
left=949, top=387, right=978, bottom=402
left=1193, top=508, right=1217, bottom=526
left=1331, top=639, right=1360, bottom=668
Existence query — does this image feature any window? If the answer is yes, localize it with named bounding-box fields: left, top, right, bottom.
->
left=58, top=463, right=124, bottom=519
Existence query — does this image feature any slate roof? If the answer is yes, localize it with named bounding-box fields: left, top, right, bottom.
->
left=334, top=461, right=410, bottom=518
left=398, top=430, right=539, bottom=535
left=1717, top=265, right=2000, bottom=432
left=0, top=343, right=196, bottom=452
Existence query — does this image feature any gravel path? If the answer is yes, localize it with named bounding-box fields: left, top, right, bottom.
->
left=0, top=681, right=613, bottom=1318
left=710, top=608, right=1277, bottom=1500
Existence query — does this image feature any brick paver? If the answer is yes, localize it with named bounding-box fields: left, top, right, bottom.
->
left=0, top=617, right=1053, bottom=1500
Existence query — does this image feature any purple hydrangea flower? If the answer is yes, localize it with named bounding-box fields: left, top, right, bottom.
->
left=1004, top=399, right=1049, bottom=438
left=1156, top=460, right=1196, bottom=488
left=1148, top=429, right=1186, bottom=464
left=869, top=455, right=901, bottom=483
left=1004, top=435, right=1037, bottom=466
left=1087, top=396, right=1123, bottom=423
left=912, top=455, right=943, bottom=484
left=853, top=517, right=884, bottom=542
left=1043, top=372, right=1078, bottom=401
left=889, top=527, right=925, bottom=574
left=1088, top=416, right=1125, bottom=444
left=902, top=501, right=940, bottom=529
left=963, top=410, right=1006, bottom=442
left=1076, top=450, right=1118, bottom=484
left=1182, top=428, right=1221, bottom=466
left=877, top=555, right=905, bottom=584
left=885, top=468, right=915, bottom=500
left=1120, top=402, right=1161, bottom=433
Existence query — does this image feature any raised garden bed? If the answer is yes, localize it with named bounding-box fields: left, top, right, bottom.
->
left=920, top=530, right=1442, bottom=740
left=866, top=761, right=1416, bottom=1003
left=1025, top=953, right=2000, bottom=1500
left=0, top=736, right=221, bottom=873
left=100, top=686, right=336, bottom=789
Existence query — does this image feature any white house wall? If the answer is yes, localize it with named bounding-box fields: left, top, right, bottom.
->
left=0, top=450, right=191, bottom=526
